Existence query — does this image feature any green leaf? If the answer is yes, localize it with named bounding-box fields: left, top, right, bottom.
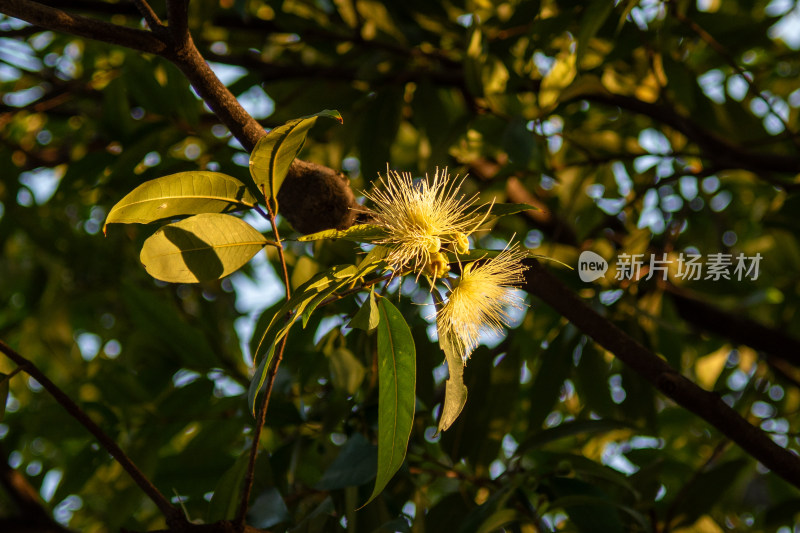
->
left=517, top=419, right=635, bottom=456
left=0, top=373, right=9, bottom=422
left=577, top=0, right=615, bottom=61
left=362, top=297, right=416, bottom=507
left=104, top=171, right=258, bottom=233
left=249, top=110, right=342, bottom=210
left=327, top=347, right=366, bottom=395
left=539, top=52, right=577, bottom=108
left=297, top=224, right=387, bottom=243
left=207, top=454, right=250, bottom=522
left=549, top=476, right=627, bottom=533
left=671, top=459, right=748, bottom=528
left=247, top=265, right=356, bottom=414
left=139, top=213, right=268, bottom=283
left=300, top=246, right=389, bottom=328
left=315, top=433, right=377, bottom=490
left=349, top=288, right=380, bottom=332
left=433, top=290, right=467, bottom=434
left=300, top=265, right=360, bottom=327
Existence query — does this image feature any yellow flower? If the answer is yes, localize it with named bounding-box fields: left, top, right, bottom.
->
left=437, top=244, right=528, bottom=363
left=362, top=168, right=486, bottom=277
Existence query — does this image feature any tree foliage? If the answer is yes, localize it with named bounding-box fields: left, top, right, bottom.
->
left=2, top=0, right=800, bottom=532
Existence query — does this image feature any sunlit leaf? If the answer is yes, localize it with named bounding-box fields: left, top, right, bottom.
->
left=139, top=213, right=268, bottom=283
left=247, top=265, right=356, bottom=414
left=104, top=171, right=258, bottom=233
left=363, top=297, right=415, bottom=506
left=349, top=287, right=380, bottom=332
left=249, top=110, right=342, bottom=210
left=539, top=52, right=577, bottom=108
left=297, top=223, right=387, bottom=243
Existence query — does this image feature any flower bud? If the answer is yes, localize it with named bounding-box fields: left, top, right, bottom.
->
left=425, top=235, right=442, bottom=254
left=424, top=252, right=450, bottom=279
left=455, top=233, right=470, bottom=255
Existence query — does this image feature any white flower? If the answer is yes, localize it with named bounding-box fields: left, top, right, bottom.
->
left=362, top=168, right=486, bottom=278
left=437, top=244, right=528, bottom=362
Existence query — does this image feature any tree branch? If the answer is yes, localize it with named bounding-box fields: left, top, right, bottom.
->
left=0, top=339, right=185, bottom=527
left=520, top=260, right=800, bottom=489
left=666, top=284, right=800, bottom=367
left=166, top=0, right=189, bottom=42
left=0, top=445, right=70, bottom=533
left=236, top=202, right=292, bottom=530
left=2, top=0, right=167, bottom=55
left=579, top=92, right=800, bottom=179
left=132, top=0, right=164, bottom=32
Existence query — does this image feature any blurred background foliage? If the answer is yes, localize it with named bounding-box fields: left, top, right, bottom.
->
left=2, top=0, right=800, bottom=531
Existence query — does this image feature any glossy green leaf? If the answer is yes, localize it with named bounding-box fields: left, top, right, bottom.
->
left=207, top=454, right=250, bottom=522
left=247, top=265, right=356, bottom=414
left=139, top=213, right=268, bottom=283
left=299, top=265, right=359, bottom=327
left=327, top=347, right=366, bottom=395
left=549, top=477, right=625, bottom=533
left=104, top=171, right=258, bottom=233
left=248, top=487, right=290, bottom=529
left=249, top=110, right=342, bottom=209
left=300, top=246, right=388, bottom=328
left=363, top=297, right=416, bottom=507
left=315, top=433, right=377, bottom=491
left=349, top=288, right=380, bottom=332
left=297, top=223, right=387, bottom=243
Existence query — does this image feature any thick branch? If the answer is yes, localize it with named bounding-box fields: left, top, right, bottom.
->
left=667, top=285, right=800, bottom=367
left=1, top=0, right=167, bottom=55
left=166, top=40, right=265, bottom=151
left=0, top=445, right=69, bottom=533
left=580, top=92, right=800, bottom=177
left=0, top=340, right=184, bottom=527
left=166, top=0, right=189, bottom=42
left=521, top=260, right=800, bottom=489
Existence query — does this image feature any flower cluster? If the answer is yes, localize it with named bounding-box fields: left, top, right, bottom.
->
left=364, top=168, right=528, bottom=363
left=361, top=168, right=485, bottom=280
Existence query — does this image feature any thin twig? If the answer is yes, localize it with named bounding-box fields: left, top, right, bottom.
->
left=667, top=1, right=799, bottom=145
left=0, top=339, right=184, bottom=527
left=131, top=0, right=163, bottom=31
left=2, top=0, right=167, bottom=55
left=235, top=201, right=292, bottom=530
left=522, top=260, right=800, bottom=489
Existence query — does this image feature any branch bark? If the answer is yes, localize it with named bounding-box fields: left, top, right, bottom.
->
left=521, top=260, right=800, bottom=489
left=666, top=284, right=800, bottom=367
left=0, top=340, right=185, bottom=527
left=2, top=0, right=167, bottom=55
left=579, top=92, right=800, bottom=178
left=0, top=445, right=70, bottom=533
